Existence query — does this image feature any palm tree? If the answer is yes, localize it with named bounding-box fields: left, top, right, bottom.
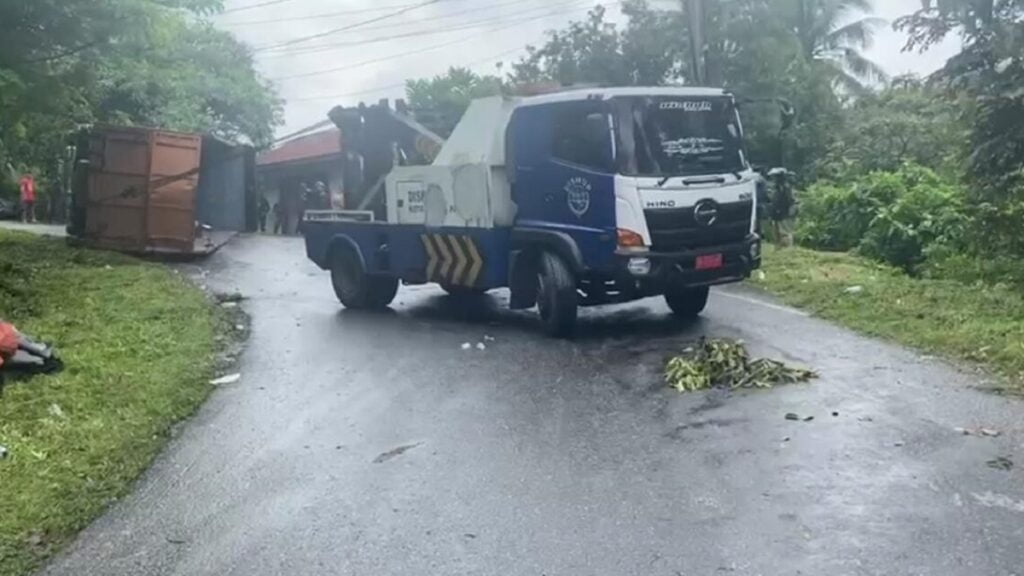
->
left=789, top=0, right=888, bottom=92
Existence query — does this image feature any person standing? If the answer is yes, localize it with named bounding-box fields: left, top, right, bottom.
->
left=19, top=173, right=36, bottom=223
left=314, top=181, right=330, bottom=209
left=767, top=168, right=795, bottom=247
left=258, top=196, right=270, bottom=233
left=272, top=201, right=283, bottom=235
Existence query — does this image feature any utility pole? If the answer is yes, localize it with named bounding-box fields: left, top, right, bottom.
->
left=684, top=0, right=706, bottom=85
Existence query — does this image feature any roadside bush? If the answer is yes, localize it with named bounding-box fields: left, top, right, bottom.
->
left=0, top=172, right=17, bottom=202
left=795, top=164, right=969, bottom=273
left=796, top=167, right=920, bottom=251
left=859, top=176, right=968, bottom=272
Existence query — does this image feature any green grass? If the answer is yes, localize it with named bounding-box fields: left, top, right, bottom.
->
left=754, top=245, right=1024, bottom=390
left=0, top=230, right=218, bottom=576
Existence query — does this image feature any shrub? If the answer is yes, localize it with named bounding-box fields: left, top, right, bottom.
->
left=859, top=174, right=968, bottom=272
left=796, top=169, right=908, bottom=251
left=795, top=164, right=969, bottom=272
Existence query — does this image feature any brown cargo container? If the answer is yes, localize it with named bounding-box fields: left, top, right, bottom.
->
left=68, top=125, right=254, bottom=255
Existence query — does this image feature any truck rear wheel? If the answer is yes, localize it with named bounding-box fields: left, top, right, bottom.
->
left=536, top=251, right=577, bottom=338
left=664, top=286, right=710, bottom=319
left=330, top=248, right=398, bottom=309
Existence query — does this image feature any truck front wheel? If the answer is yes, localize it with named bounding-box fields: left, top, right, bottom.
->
left=330, top=248, right=398, bottom=309
left=536, top=252, right=577, bottom=337
left=664, top=286, right=710, bottom=319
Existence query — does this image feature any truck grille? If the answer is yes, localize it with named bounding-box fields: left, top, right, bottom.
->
left=644, top=200, right=752, bottom=251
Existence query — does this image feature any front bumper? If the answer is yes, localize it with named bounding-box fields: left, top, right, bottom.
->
left=615, top=234, right=761, bottom=288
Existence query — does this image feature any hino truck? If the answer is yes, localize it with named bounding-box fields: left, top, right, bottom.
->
left=303, top=87, right=763, bottom=336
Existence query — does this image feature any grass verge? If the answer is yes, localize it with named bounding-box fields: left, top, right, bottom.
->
left=753, top=246, right=1024, bottom=390
left=0, top=230, right=219, bottom=576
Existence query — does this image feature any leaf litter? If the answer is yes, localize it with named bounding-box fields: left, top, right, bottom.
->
left=665, top=338, right=818, bottom=393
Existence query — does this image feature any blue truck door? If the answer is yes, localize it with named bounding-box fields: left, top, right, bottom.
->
left=509, top=101, right=618, bottom=272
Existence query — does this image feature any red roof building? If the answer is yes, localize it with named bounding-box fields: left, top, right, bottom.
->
left=257, top=128, right=342, bottom=167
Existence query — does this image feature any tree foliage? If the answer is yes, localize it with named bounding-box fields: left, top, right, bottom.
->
left=509, top=3, right=683, bottom=86
left=823, top=77, right=968, bottom=177
left=896, top=0, right=1024, bottom=258
left=405, top=67, right=504, bottom=137
left=0, top=0, right=281, bottom=196
left=786, top=0, right=888, bottom=92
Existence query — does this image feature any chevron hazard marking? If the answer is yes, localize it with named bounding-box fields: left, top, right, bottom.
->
left=436, top=233, right=454, bottom=281
left=451, top=236, right=470, bottom=286
left=422, top=233, right=486, bottom=286
left=421, top=234, right=439, bottom=281
left=463, top=236, right=483, bottom=286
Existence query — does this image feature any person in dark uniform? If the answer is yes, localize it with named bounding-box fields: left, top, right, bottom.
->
left=767, top=167, right=795, bottom=247
left=258, top=196, right=270, bottom=233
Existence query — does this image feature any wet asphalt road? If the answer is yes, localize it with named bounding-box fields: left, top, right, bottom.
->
left=42, top=235, right=1024, bottom=576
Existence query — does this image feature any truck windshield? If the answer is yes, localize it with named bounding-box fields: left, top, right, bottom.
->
left=617, top=96, right=746, bottom=177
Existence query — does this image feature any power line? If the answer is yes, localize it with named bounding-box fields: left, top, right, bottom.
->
left=283, top=41, right=547, bottom=103
left=270, top=0, right=597, bottom=81
left=287, top=82, right=410, bottom=103
left=271, top=35, right=488, bottom=81
left=259, top=0, right=596, bottom=58
left=258, top=0, right=556, bottom=57
left=220, top=2, right=435, bottom=26
left=221, top=0, right=295, bottom=15
left=271, top=119, right=335, bottom=144
left=253, top=0, right=444, bottom=52
left=248, top=0, right=543, bottom=32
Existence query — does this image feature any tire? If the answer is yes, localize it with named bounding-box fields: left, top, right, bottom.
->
left=536, top=251, right=578, bottom=337
left=330, top=247, right=398, bottom=309
left=441, top=283, right=487, bottom=297
left=664, top=285, right=710, bottom=319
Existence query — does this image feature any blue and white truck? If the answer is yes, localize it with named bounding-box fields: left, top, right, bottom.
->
left=304, top=87, right=763, bottom=336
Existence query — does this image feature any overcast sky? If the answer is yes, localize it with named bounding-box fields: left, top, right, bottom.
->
left=213, top=0, right=963, bottom=136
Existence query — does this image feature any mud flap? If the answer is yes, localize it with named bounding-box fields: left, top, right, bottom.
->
left=508, top=249, right=539, bottom=310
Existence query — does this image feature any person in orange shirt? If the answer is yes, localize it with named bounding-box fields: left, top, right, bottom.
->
left=19, top=173, right=36, bottom=223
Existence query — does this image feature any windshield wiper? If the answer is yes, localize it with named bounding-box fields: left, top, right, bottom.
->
left=682, top=175, right=728, bottom=185
left=657, top=175, right=672, bottom=187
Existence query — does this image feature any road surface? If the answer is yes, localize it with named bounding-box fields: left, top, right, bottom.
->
left=42, top=235, right=1024, bottom=576
left=0, top=221, right=66, bottom=237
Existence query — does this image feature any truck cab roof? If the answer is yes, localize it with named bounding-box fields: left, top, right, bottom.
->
left=433, top=86, right=730, bottom=169
left=516, top=86, right=729, bottom=108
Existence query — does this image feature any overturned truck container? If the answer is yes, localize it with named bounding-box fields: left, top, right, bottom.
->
left=67, top=125, right=255, bottom=255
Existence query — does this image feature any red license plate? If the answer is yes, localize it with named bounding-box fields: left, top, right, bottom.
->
left=695, top=253, right=724, bottom=270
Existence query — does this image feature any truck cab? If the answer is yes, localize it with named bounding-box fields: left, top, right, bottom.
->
left=303, top=87, right=761, bottom=337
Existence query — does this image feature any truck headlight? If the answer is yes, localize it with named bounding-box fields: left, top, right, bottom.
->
left=750, top=241, right=762, bottom=260
left=628, top=257, right=652, bottom=276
